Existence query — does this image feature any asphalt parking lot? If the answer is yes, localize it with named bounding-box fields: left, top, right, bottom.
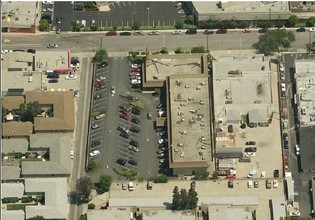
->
left=87, top=56, right=163, bottom=182
left=53, top=2, right=184, bottom=31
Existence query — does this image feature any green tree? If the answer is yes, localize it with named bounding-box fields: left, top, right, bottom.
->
left=83, top=2, right=98, bottom=11
left=185, top=15, right=194, bottom=25
left=98, top=174, right=113, bottom=193
left=88, top=203, right=96, bottom=209
left=191, top=46, right=205, bottom=53
left=132, top=21, right=141, bottom=30
left=193, top=170, right=209, bottom=180
left=151, top=174, right=168, bottom=183
left=175, top=20, right=184, bottom=29
left=160, top=47, right=168, bottom=54
left=172, top=186, right=181, bottom=210
left=71, top=21, right=83, bottom=32
left=255, top=29, right=296, bottom=54
left=306, top=17, right=315, bottom=27
left=38, top=19, right=49, bottom=32
left=17, top=102, right=42, bottom=123
left=187, top=188, right=198, bottom=209
left=28, top=216, right=45, bottom=220
left=94, top=49, right=108, bottom=63
left=175, top=47, right=183, bottom=54
left=180, top=188, right=189, bottom=209
left=76, top=176, right=93, bottom=203
left=285, top=15, right=298, bottom=27
left=86, top=161, right=100, bottom=172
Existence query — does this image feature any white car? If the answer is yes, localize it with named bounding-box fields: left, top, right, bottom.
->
left=281, top=83, right=286, bottom=92
left=247, top=180, right=253, bottom=188
left=247, top=169, right=257, bottom=178
left=47, top=43, right=58, bottom=48
left=110, top=86, right=116, bottom=95
left=122, top=182, right=127, bottom=190
left=65, top=75, right=77, bottom=80
left=244, top=152, right=256, bottom=157
left=130, top=79, right=141, bottom=85
left=279, top=63, right=285, bottom=72
left=70, top=150, right=74, bottom=159
left=96, top=76, right=106, bottom=82
left=261, top=171, right=266, bottom=178
left=310, top=27, right=315, bottom=32
left=130, top=75, right=141, bottom=80
left=280, top=72, right=285, bottom=80
left=128, top=146, right=139, bottom=152
left=131, top=63, right=140, bottom=68
left=129, top=72, right=140, bottom=76
left=295, top=144, right=300, bottom=156
left=90, top=150, right=100, bottom=157
left=159, top=159, right=165, bottom=164
left=273, top=180, right=279, bottom=188
left=172, top=30, right=182, bottom=35
left=74, top=90, right=80, bottom=98
left=158, top=139, right=168, bottom=144
left=95, top=113, right=106, bottom=120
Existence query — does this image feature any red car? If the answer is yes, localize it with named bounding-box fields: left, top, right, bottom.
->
left=106, top=31, right=117, bottom=36
left=242, top=28, right=251, bottom=33
left=216, top=29, right=227, bottom=34
left=120, top=109, right=131, bottom=116
left=120, top=114, right=129, bottom=121
left=95, top=81, right=105, bottom=87
left=130, top=67, right=141, bottom=72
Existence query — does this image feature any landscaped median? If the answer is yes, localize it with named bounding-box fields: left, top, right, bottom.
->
left=120, top=93, right=145, bottom=110
left=113, top=167, right=138, bottom=180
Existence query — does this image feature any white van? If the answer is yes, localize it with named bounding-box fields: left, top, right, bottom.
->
left=247, top=180, right=253, bottom=188
left=128, top=182, right=134, bottom=191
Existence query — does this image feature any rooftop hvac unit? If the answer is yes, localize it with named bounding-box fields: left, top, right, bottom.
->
left=199, top=100, right=204, bottom=105
left=183, top=131, right=187, bottom=134
left=180, top=102, right=185, bottom=106
left=196, top=86, right=201, bottom=90
left=188, top=97, right=194, bottom=101
left=178, top=112, right=183, bottom=116
left=197, top=115, right=203, bottom=119
left=200, top=137, right=206, bottom=141
left=200, top=82, right=206, bottom=86
left=201, top=145, right=205, bottom=149
left=177, top=93, right=181, bottom=100
left=174, top=148, right=179, bottom=152
left=180, top=152, right=184, bottom=157
left=200, top=123, right=205, bottom=127
left=189, top=110, right=197, bottom=113
left=176, top=80, right=181, bottom=86
left=178, top=143, right=183, bottom=147
left=185, top=84, right=190, bottom=88
left=153, top=75, right=158, bottom=80
left=181, top=118, right=186, bottom=122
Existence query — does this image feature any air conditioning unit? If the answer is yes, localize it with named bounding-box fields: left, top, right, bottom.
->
left=181, top=118, right=186, bottom=122
left=185, top=84, right=190, bottom=88
left=189, top=110, right=196, bottom=113
left=199, top=100, right=204, bottom=105
left=196, top=86, right=201, bottom=90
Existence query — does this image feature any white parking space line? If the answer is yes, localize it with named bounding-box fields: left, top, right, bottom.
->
left=122, top=2, right=126, bottom=6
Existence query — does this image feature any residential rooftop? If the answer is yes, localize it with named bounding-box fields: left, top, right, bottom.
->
left=1, top=182, right=24, bottom=199
left=2, top=96, right=24, bottom=110
left=87, top=208, right=131, bottom=220
left=2, top=138, right=29, bottom=154
left=2, top=122, right=33, bottom=137
left=166, top=74, right=212, bottom=169
left=144, top=54, right=208, bottom=88
left=142, top=210, right=195, bottom=220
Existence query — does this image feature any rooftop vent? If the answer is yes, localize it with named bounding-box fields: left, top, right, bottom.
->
left=188, top=97, right=194, bottom=101
left=189, top=110, right=197, bottom=113
left=176, top=80, right=181, bottom=86
left=200, top=122, right=205, bottom=127
left=196, top=86, right=201, bottom=90
left=180, top=152, right=184, bottom=157
left=153, top=75, right=158, bottom=80
left=181, top=118, right=186, bottom=122
left=200, top=82, right=206, bottom=86
left=180, top=102, right=185, bottom=107
left=178, top=111, right=183, bottom=116
left=178, top=143, right=183, bottom=147
left=174, top=148, right=179, bottom=152
left=199, top=100, right=204, bottom=105
left=200, top=137, right=206, bottom=141
left=177, top=93, right=181, bottom=100
left=185, top=84, right=190, bottom=88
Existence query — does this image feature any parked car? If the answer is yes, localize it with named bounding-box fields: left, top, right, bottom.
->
left=185, top=28, right=197, bottom=34
left=128, top=159, right=138, bottom=166
left=120, top=31, right=132, bottom=36
left=95, top=113, right=106, bottom=120
left=110, top=86, right=116, bottom=95
left=117, top=126, right=129, bottom=134
left=120, top=132, right=130, bottom=139
left=242, top=28, right=251, bottom=33
left=247, top=180, right=253, bottom=188
left=190, top=181, right=196, bottom=189
left=74, top=90, right=80, bottom=98
left=96, top=76, right=106, bottom=82
left=279, top=63, right=285, bottom=72
left=172, top=30, right=182, bottom=35
left=254, top=181, right=259, bottom=188
left=247, top=169, right=257, bottom=178
left=273, top=169, right=280, bottom=178
left=106, top=31, right=117, bottom=36
left=65, top=74, right=77, bottom=80
left=47, top=43, right=58, bottom=48
left=122, top=182, right=127, bottom=190
left=131, top=118, right=141, bottom=125
left=228, top=180, right=234, bottom=188
left=283, top=133, right=289, bottom=142
left=91, top=140, right=101, bottom=148
left=91, top=124, right=101, bottom=130
left=94, top=94, right=105, bottom=100
left=48, top=79, right=58, bottom=83
left=97, top=62, right=108, bottom=68
left=203, top=29, right=214, bottom=35
left=131, top=108, right=141, bottom=115
left=134, top=31, right=144, bottom=35
left=129, top=140, right=139, bottom=147
left=95, top=80, right=105, bottom=88
left=245, top=141, right=256, bottom=145
left=70, top=150, right=74, bottom=159
left=130, top=127, right=140, bottom=133
left=296, top=27, right=306, bottom=32
left=128, top=146, right=139, bottom=152
left=148, top=31, right=159, bottom=35
left=266, top=180, right=272, bottom=189
left=244, top=147, right=257, bottom=152
left=273, top=180, right=279, bottom=188
left=117, top=158, right=127, bottom=166
left=119, top=104, right=129, bottom=111
left=158, top=139, right=168, bottom=144
left=120, top=114, right=130, bottom=121
left=131, top=63, right=141, bottom=68
left=310, top=27, right=315, bottom=32
left=295, top=144, right=300, bottom=156
left=27, top=49, right=36, bottom=53
left=128, top=182, right=134, bottom=191
left=227, top=125, right=233, bottom=133
left=90, top=150, right=100, bottom=157
left=147, top=113, right=152, bottom=120
left=216, top=29, right=227, bottom=34
left=284, top=140, right=289, bottom=149
left=129, top=72, right=141, bottom=76
left=280, top=72, right=285, bottom=80
left=244, top=152, right=256, bottom=157
left=130, top=79, right=141, bottom=85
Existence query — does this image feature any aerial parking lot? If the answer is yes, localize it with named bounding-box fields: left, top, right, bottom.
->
left=86, top=57, right=164, bottom=182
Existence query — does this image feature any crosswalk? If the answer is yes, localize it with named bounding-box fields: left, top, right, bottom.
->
left=109, top=1, right=137, bottom=9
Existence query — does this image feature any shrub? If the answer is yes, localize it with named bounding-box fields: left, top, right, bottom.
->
left=160, top=47, right=168, bottom=54
left=21, top=197, right=33, bottom=203
left=88, top=203, right=96, bottom=209
left=175, top=47, right=183, bottom=54
left=191, top=46, right=205, bottom=53
left=150, top=174, right=168, bottom=183
left=2, top=197, right=19, bottom=203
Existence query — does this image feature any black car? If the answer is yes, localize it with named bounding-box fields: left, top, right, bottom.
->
left=131, top=108, right=141, bottom=115
left=97, top=62, right=108, bottom=68
left=244, top=147, right=257, bottom=152
left=245, top=141, right=256, bottom=145
left=185, top=28, right=197, bottom=34
left=91, top=140, right=101, bottom=148
left=296, top=27, right=306, bottom=32
left=273, top=169, right=280, bottom=178
left=27, top=49, right=36, bottom=53
left=129, top=140, right=139, bottom=147
left=47, top=73, right=59, bottom=79
left=190, top=181, right=196, bottom=189
left=120, top=132, right=130, bottom=139
left=228, top=180, right=234, bottom=188
left=283, top=133, right=289, bottom=142
left=48, top=79, right=58, bottom=83
left=120, top=31, right=132, bottom=36
left=284, top=140, right=289, bottom=149
left=117, top=126, right=128, bottom=134
left=131, top=118, right=141, bottom=125
left=130, top=127, right=140, bottom=134
left=127, top=159, right=138, bottom=166
left=203, top=29, right=214, bottom=35
left=228, top=125, right=233, bottom=133
left=258, top=28, right=268, bottom=33
left=117, top=158, right=127, bottom=166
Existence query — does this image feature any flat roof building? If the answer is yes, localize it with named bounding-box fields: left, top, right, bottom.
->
left=143, top=54, right=208, bottom=88
left=1, top=1, right=39, bottom=33
left=192, top=1, right=291, bottom=21
left=166, top=74, right=214, bottom=175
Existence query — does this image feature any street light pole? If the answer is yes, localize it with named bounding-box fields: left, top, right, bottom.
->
left=147, top=7, right=150, bottom=27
